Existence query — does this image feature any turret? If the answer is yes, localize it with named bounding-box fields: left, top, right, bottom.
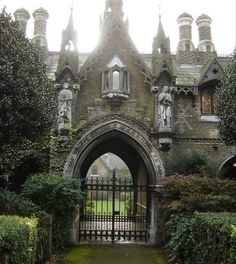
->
left=153, top=18, right=170, bottom=55
left=14, top=8, right=30, bottom=36
left=60, top=7, right=78, bottom=52
left=177, top=12, right=195, bottom=51
left=152, top=15, right=173, bottom=86
left=32, top=7, right=49, bottom=48
left=99, top=0, right=127, bottom=44
left=196, top=14, right=215, bottom=52
left=104, top=0, right=124, bottom=21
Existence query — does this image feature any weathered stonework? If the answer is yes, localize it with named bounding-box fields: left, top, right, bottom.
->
left=19, top=1, right=235, bottom=244
left=33, top=3, right=233, bottom=181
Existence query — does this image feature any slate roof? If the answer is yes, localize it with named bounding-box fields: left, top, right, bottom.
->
left=46, top=51, right=230, bottom=86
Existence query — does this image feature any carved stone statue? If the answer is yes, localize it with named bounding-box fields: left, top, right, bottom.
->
left=58, top=82, right=73, bottom=130
left=158, top=86, right=173, bottom=127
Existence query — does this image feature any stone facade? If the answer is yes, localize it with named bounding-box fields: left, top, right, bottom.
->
left=15, top=0, right=235, bottom=244
left=13, top=1, right=235, bottom=179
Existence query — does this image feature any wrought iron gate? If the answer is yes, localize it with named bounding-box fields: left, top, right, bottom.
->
left=79, top=172, right=149, bottom=242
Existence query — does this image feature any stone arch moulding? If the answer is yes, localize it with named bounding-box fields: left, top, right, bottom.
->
left=219, top=155, right=235, bottom=169
left=63, top=117, right=165, bottom=185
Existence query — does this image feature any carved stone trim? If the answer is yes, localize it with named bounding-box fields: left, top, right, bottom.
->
left=64, top=118, right=165, bottom=183
left=176, top=86, right=198, bottom=95
left=173, top=137, right=224, bottom=144
left=77, top=114, right=150, bottom=136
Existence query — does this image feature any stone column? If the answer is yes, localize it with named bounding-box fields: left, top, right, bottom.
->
left=151, top=85, right=159, bottom=131
left=149, top=188, right=158, bottom=244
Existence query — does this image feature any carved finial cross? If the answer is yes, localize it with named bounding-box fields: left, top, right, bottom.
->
left=70, top=0, right=74, bottom=14
left=159, top=4, right=162, bottom=21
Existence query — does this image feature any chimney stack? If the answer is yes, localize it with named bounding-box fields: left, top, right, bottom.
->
left=196, top=14, right=215, bottom=52
left=14, top=8, right=30, bottom=36
left=32, top=7, right=49, bottom=48
left=177, top=12, right=195, bottom=52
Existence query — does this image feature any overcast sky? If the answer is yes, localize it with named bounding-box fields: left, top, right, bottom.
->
left=1, top=0, right=235, bottom=55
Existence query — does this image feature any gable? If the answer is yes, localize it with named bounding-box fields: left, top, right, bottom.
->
left=198, top=58, right=223, bottom=86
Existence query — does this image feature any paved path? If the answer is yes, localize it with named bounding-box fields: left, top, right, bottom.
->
left=59, top=244, right=168, bottom=264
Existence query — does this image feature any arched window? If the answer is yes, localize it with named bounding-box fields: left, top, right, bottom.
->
left=102, top=53, right=130, bottom=102
left=65, top=40, right=75, bottom=51
left=112, top=70, right=120, bottom=90
left=160, top=43, right=167, bottom=54
left=201, top=87, right=217, bottom=115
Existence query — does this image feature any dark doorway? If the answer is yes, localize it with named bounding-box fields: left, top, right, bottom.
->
left=221, top=156, right=236, bottom=179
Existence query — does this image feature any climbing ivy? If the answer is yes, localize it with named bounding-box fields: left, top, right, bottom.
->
left=216, top=50, right=236, bottom=145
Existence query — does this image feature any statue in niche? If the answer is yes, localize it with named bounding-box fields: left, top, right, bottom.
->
left=158, top=86, right=173, bottom=127
left=58, top=82, right=73, bottom=130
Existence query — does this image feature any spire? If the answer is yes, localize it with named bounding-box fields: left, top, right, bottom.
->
left=152, top=7, right=173, bottom=84
left=156, top=19, right=166, bottom=41
left=56, top=4, right=79, bottom=83
left=153, top=8, right=170, bottom=54
left=60, top=6, right=78, bottom=51
left=66, top=6, right=74, bottom=31
left=104, top=0, right=124, bottom=20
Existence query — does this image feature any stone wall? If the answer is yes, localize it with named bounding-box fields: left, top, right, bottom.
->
left=176, top=50, right=217, bottom=65
left=173, top=94, right=219, bottom=139
left=74, top=31, right=153, bottom=129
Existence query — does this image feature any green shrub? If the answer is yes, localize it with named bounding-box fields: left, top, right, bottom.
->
left=167, top=213, right=236, bottom=264
left=22, top=173, right=82, bottom=215
left=0, top=188, right=45, bottom=218
left=165, top=146, right=221, bottom=177
left=22, top=173, right=82, bottom=251
left=162, top=175, right=236, bottom=213
left=0, top=215, right=38, bottom=264
left=231, top=225, right=236, bottom=263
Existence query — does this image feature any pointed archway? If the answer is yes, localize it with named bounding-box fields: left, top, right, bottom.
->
left=64, top=117, right=164, bottom=183
left=64, top=116, right=165, bottom=243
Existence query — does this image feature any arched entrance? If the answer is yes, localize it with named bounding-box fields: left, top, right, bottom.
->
left=64, top=117, right=165, bottom=243
left=220, top=155, right=236, bottom=179
left=80, top=152, right=148, bottom=243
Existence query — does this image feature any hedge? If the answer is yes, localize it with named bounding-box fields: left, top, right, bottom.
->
left=162, top=175, right=236, bottom=213
left=167, top=212, right=236, bottom=264
left=22, top=173, right=82, bottom=251
left=0, top=188, right=46, bottom=218
left=0, top=215, right=38, bottom=264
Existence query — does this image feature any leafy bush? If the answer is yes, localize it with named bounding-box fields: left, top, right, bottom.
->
left=0, top=188, right=46, bottom=218
left=22, top=173, right=82, bottom=250
left=0, top=215, right=38, bottom=264
left=22, top=173, right=82, bottom=215
left=167, top=213, right=236, bottom=264
left=165, top=147, right=220, bottom=177
left=161, top=175, right=236, bottom=213
left=231, top=225, right=236, bottom=262
left=0, top=9, right=55, bottom=176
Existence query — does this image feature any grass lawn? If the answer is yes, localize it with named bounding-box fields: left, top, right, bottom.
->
left=57, top=244, right=169, bottom=264
left=91, top=200, right=127, bottom=215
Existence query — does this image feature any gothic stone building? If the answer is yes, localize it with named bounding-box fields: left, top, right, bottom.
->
left=14, top=1, right=235, bottom=244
